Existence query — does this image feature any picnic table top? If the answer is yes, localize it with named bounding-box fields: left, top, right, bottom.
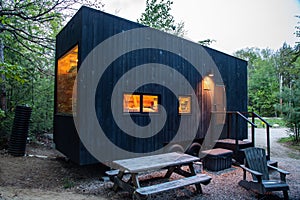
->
left=111, top=152, right=199, bottom=173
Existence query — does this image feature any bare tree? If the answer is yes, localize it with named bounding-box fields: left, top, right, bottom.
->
left=0, top=0, right=104, bottom=111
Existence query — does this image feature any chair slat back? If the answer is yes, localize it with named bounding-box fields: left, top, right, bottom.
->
left=244, top=147, right=269, bottom=180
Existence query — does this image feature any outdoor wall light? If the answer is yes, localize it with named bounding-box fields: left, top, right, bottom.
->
left=203, top=77, right=211, bottom=90
left=207, top=69, right=214, bottom=77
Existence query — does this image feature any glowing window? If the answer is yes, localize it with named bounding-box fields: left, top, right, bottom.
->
left=142, top=95, right=159, bottom=113
left=123, top=94, right=159, bottom=113
left=178, top=96, right=191, bottom=114
left=57, top=45, right=78, bottom=114
left=123, top=94, right=141, bottom=112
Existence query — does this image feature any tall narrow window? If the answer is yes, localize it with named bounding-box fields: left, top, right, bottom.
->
left=178, top=96, right=191, bottom=114
left=57, top=45, right=78, bottom=114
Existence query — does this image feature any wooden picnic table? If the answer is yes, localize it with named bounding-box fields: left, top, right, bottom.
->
left=109, top=152, right=211, bottom=199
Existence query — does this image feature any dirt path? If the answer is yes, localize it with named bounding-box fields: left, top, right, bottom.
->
left=253, top=128, right=300, bottom=159
left=0, top=187, right=105, bottom=200
left=0, top=129, right=299, bottom=200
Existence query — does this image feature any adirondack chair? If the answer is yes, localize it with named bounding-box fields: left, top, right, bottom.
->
left=239, top=147, right=290, bottom=200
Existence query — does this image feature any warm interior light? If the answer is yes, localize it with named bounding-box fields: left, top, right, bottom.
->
left=142, top=95, right=159, bottom=112
left=203, top=76, right=212, bottom=90
left=58, top=46, right=78, bottom=75
left=178, top=96, right=191, bottom=114
left=123, top=94, right=140, bottom=112
left=123, top=94, right=159, bottom=113
left=57, top=45, right=78, bottom=114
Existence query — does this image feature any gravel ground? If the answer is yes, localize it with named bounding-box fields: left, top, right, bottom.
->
left=73, top=128, right=300, bottom=200
left=0, top=128, right=299, bottom=200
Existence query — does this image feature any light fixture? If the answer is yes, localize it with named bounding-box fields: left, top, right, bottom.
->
left=207, top=69, right=214, bottom=77
left=203, top=77, right=210, bottom=90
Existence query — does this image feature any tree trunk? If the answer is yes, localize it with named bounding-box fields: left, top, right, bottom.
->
left=0, top=37, right=6, bottom=111
left=296, top=124, right=299, bottom=143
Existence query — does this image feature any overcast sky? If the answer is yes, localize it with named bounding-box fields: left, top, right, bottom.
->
left=100, top=0, right=300, bottom=55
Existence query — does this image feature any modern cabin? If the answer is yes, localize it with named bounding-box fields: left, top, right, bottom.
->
left=54, top=6, right=248, bottom=165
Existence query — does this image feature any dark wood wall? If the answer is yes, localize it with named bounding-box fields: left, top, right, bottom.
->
left=54, top=6, right=247, bottom=165
left=203, top=47, right=248, bottom=139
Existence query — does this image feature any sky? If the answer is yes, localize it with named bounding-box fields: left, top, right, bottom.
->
left=100, top=0, right=300, bottom=55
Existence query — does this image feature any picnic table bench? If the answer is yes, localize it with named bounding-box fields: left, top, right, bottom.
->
left=108, top=152, right=212, bottom=199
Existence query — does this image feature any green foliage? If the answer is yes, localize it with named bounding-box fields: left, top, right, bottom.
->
left=263, top=118, right=286, bottom=127
left=198, top=39, right=216, bottom=46
left=0, top=74, right=54, bottom=146
left=63, top=178, right=75, bottom=189
left=0, top=111, right=14, bottom=148
left=278, top=137, right=300, bottom=159
left=276, top=43, right=300, bottom=87
left=234, top=43, right=300, bottom=119
left=138, top=0, right=175, bottom=32
left=0, top=62, right=29, bottom=84
left=296, top=15, right=300, bottom=42
left=234, top=47, right=261, bottom=66
left=0, top=108, right=4, bottom=118
left=250, top=118, right=286, bottom=128
left=249, top=58, right=278, bottom=116
left=0, top=0, right=104, bottom=142
left=29, top=76, right=54, bottom=135
left=276, top=79, right=300, bottom=142
left=1, top=0, right=62, bottom=59
left=237, top=45, right=300, bottom=143
left=138, top=0, right=186, bottom=37
left=234, top=48, right=279, bottom=116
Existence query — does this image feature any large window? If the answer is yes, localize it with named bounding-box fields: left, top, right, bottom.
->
left=57, top=45, right=78, bottom=114
left=123, top=93, right=159, bottom=113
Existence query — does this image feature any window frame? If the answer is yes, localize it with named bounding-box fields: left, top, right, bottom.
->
left=178, top=95, right=192, bottom=115
left=56, top=44, right=79, bottom=115
left=123, top=93, right=160, bottom=114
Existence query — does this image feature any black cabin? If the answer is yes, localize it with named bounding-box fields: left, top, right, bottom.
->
left=54, top=6, right=248, bottom=165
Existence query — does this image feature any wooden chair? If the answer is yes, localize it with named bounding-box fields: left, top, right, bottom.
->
left=239, top=147, right=290, bottom=200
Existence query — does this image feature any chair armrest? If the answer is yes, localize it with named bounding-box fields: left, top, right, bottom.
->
left=267, top=164, right=290, bottom=182
left=267, top=164, right=290, bottom=175
left=240, top=165, right=263, bottom=177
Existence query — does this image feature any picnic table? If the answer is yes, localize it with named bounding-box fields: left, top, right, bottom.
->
left=108, top=152, right=212, bottom=199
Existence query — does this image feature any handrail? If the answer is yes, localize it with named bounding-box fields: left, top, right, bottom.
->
left=241, top=111, right=272, bottom=160
left=220, top=111, right=272, bottom=161
left=252, top=112, right=272, bottom=127
left=236, top=111, right=257, bottom=128
left=224, top=111, right=257, bottom=156
left=240, top=111, right=272, bottom=127
left=214, top=111, right=257, bottom=127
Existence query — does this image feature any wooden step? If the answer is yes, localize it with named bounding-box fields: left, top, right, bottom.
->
left=135, top=174, right=211, bottom=197
left=216, top=139, right=253, bottom=150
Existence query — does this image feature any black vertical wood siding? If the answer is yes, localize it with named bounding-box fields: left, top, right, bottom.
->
left=54, top=6, right=247, bottom=165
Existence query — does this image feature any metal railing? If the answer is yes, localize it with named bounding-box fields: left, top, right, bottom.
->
left=226, top=111, right=257, bottom=154
left=212, top=111, right=272, bottom=160
left=244, top=111, right=272, bottom=160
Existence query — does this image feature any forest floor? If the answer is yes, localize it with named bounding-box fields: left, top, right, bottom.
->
left=0, top=128, right=299, bottom=200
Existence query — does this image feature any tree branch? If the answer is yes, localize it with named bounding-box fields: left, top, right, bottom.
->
left=5, top=46, right=54, bottom=77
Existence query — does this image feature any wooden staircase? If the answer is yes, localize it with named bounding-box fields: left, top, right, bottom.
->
left=214, top=111, right=275, bottom=165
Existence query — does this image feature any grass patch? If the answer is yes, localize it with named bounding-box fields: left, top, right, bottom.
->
left=278, top=137, right=300, bottom=152
left=248, top=117, right=286, bottom=128
left=63, top=178, right=75, bottom=189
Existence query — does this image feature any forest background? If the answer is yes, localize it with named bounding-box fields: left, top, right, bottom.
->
left=1, top=0, right=299, bottom=146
